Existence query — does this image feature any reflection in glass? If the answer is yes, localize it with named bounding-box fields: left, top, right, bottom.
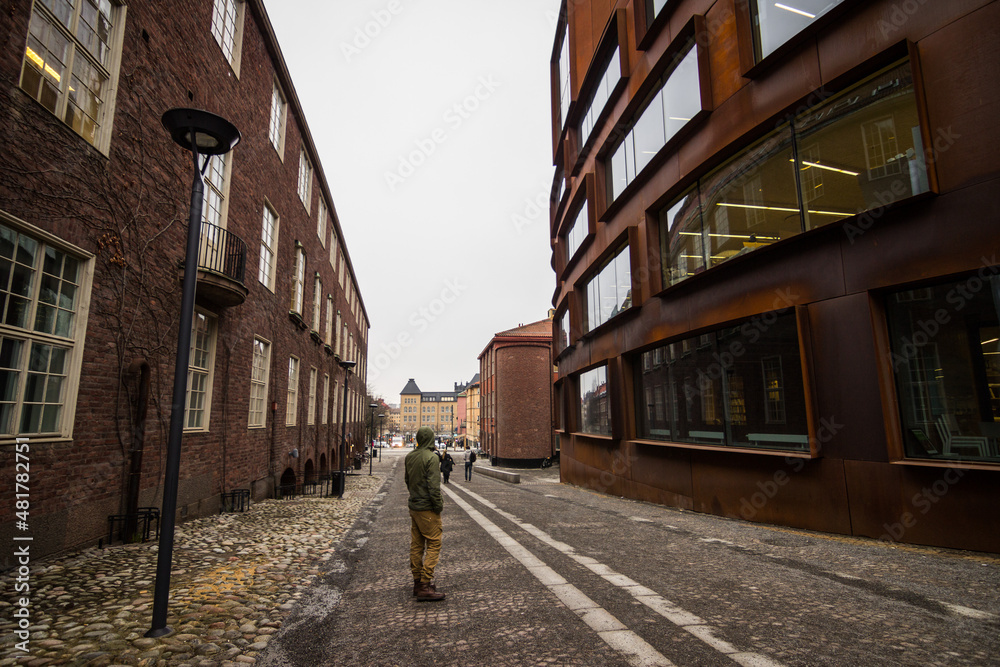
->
left=752, top=0, right=846, bottom=60
left=607, top=44, right=700, bottom=203
left=635, top=312, right=808, bottom=450
left=580, top=49, right=621, bottom=147
left=699, top=127, right=800, bottom=266
left=887, top=277, right=1000, bottom=463
left=586, top=245, right=631, bottom=332
left=660, top=188, right=704, bottom=286
left=794, top=62, right=928, bottom=230
left=580, top=365, right=611, bottom=436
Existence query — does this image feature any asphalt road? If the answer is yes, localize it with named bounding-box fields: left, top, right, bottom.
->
left=259, top=450, right=999, bottom=666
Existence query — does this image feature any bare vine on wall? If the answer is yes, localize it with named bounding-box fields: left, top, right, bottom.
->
left=0, top=62, right=195, bottom=512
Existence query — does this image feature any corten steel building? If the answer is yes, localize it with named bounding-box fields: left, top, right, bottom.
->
left=479, top=317, right=556, bottom=466
left=549, top=0, right=1000, bottom=552
left=0, top=0, right=370, bottom=565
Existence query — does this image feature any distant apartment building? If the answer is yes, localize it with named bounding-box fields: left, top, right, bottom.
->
left=550, top=0, right=1000, bottom=552
left=479, top=317, right=555, bottom=466
left=0, top=0, right=369, bottom=565
left=399, top=377, right=476, bottom=442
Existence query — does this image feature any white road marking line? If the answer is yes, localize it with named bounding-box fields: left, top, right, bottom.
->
left=443, top=486, right=676, bottom=667
left=453, top=485, right=785, bottom=667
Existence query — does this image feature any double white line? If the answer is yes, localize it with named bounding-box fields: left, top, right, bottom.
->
left=443, top=484, right=784, bottom=667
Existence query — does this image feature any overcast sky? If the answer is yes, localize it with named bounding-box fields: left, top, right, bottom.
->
left=263, top=0, right=562, bottom=404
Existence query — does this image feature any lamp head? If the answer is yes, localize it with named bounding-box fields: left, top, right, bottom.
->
left=162, top=108, right=241, bottom=156
left=338, top=359, right=357, bottom=371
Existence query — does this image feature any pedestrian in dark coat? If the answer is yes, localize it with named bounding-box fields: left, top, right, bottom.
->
left=440, top=452, right=455, bottom=484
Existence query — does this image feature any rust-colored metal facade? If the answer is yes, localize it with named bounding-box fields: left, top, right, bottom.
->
left=550, top=0, right=1000, bottom=552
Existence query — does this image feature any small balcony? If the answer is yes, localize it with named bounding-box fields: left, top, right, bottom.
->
left=192, top=223, right=249, bottom=307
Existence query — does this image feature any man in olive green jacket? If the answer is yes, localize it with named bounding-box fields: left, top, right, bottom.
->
left=405, top=426, right=446, bottom=601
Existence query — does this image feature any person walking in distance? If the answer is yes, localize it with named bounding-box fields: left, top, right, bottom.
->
left=405, top=426, right=446, bottom=601
left=463, top=446, right=476, bottom=481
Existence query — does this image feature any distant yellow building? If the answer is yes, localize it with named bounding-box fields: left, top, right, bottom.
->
left=399, top=377, right=475, bottom=442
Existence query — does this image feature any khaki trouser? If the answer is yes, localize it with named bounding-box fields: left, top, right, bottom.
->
left=409, top=509, right=442, bottom=583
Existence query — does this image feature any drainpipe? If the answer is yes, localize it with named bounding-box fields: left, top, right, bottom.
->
left=125, top=360, right=150, bottom=538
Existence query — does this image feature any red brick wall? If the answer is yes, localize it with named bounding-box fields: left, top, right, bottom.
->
left=0, top=0, right=368, bottom=564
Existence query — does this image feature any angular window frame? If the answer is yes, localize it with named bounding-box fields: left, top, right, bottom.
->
left=298, top=150, right=313, bottom=211
left=579, top=365, right=611, bottom=437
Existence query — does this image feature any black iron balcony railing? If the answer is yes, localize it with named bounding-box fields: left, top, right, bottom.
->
left=198, top=222, right=246, bottom=284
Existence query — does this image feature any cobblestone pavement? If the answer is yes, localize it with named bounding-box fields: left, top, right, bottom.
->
left=0, top=465, right=387, bottom=666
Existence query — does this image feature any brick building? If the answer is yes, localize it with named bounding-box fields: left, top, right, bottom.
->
left=0, top=0, right=369, bottom=565
left=398, top=378, right=467, bottom=442
left=479, top=316, right=555, bottom=466
left=550, top=0, right=1000, bottom=551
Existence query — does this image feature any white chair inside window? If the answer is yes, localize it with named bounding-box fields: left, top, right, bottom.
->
left=934, top=415, right=989, bottom=457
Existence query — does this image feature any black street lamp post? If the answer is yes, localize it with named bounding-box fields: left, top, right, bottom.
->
left=368, top=402, right=377, bottom=475
left=147, top=109, right=240, bottom=638
left=337, top=359, right=356, bottom=498
left=378, top=413, right=385, bottom=461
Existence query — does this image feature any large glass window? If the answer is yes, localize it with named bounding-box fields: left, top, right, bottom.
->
left=0, top=222, right=87, bottom=437
left=248, top=336, right=270, bottom=428
left=19, top=0, right=124, bottom=150
left=565, top=200, right=588, bottom=264
left=751, top=0, right=846, bottom=61
left=700, top=127, right=799, bottom=266
left=658, top=60, right=929, bottom=288
left=887, top=276, right=1000, bottom=463
left=635, top=312, right=808, bottom=450
left=793, top=62, right=928, bottom=230
left=579, top=48, right=621, bottom=147
left=580, top=365, right=610, bottom=436
left=557, top=26, right=571, bottom=130
left=660, top=187, right=705, bottom=286
left=185, top=311, right=216, bottom=430
left=609, top=44, right=701, bottom=201
left=586, top=244, right=631, bottom=333
left=307, top=367, right=317, bottom=426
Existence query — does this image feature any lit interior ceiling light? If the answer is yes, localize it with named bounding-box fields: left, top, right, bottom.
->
left=680, top=231, right=780, bottom=240
left=981, top=337, right=999, bottom=345
left=792, top=158, right=860, bottom=176
left=668, top=117, right=691, bottom=121
left=775, top=2, right=816, bottom=19
left=716, top=202, right=846, bottom=217
left=25, top=47, right=44, bottom=69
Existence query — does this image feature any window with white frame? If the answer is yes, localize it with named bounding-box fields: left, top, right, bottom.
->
left=19, top=0, right=126, bottom=152
left=268, top=80, right=286, bottom=155
left=286, top=356, right=299, bottom=426
left=0, top=220, right=90, bottom=438
left=307, top=367, right=317, bottom=425
left=258, top=203, right=278, bottom=291
left=248, top=336, right=270, bottom=428
left=185, top=310, right=216, bottom=430
left=317, top=198, right=327, bottom=247
left=290, top=243, right=305, bottom=315
left=198, top=154, right=232, bottom=273
left=297, top=150, right=312, bottom=209
left=312, top=274, right=322, bottom=332
left=322, top=373, right=330, bottom=425
left=210, top=0, right=245, bottom=73
left=336, top=310, right=342, bottom=355
left=329, top=227, right=338, bottom=271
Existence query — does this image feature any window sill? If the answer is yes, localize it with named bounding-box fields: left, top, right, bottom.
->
left=572, top=431, right=614, bottom=442
left=630, top=438, right=816, bottom=458
left=889, top=458, right=999, bottom=472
